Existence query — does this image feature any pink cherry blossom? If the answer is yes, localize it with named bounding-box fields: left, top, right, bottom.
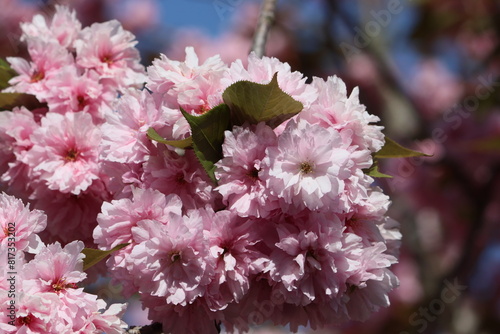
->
left=264, top=211, right=349, bottom=307
left=100, top=160, right=144, bottom=199
left=343, top=239, right=397, bottom=289
left=100, top=89, right=170, bottom=164
left=75, top=20, right=146, bottom=88
left=264, top=119, right=352, bottom=212
left=0, top=236, right=129, bottom=333
left=20, top=5, right=82, bottom=49
left=204, top=210, right=264, bottom=310
left=5, top=39, right=74, bottom=99
left=0, top=107, right=38, bottom=199
left=0, top=107, right=38, bottom=162
left=62, top=292, right=127, bottom=333
left=345, top=188, right=402, bottom=256
left=44, top=66, right=115, bottom=123
left=299, top=75, right=385, bottom=153
left=94, top=187, right=183, bottom=296
left=130, top=210, right=214, bottom=306
left=88, top=301, right=128, bottom=334
left=0, top=192, right=46, bottom=258
left=215, top=123, right=279, bottom=218
left=147, top=47, right=228, bottom=116
left=344, top=268, right=399, bottom=322
left=143, top=145, right=219, bottom=210
left=340, top=233, right=398, bottom=322
left=22, top=240, right=86, bottom=294
left=4, top=292, right=61, bottom=334
left=0, top=291, right=17, bottom=332
left=23, top=111, right=101, bottom=195
left=94, top=187, right=183, bottom=249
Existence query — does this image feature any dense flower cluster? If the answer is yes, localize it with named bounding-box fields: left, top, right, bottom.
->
left=0, top=6, right=401, bottom=333
left=0, top=193, right=127, bottom=333
left=0, top=5, right=146, bottom=245
left=93, top=49, right=400, bottom=332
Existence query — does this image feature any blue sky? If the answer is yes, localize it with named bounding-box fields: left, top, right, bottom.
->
left=158, top=0, right=247, bottom=36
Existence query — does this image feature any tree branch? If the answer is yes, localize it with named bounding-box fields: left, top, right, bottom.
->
left=250, top=0, right=278, bottom=58
left=125, top=323, right=164, bottom=334
left=125, top=320, right=222, bottom=333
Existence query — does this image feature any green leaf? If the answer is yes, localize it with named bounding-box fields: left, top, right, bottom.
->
left=181, top=104, right=231, bottom=183
left=147, top=127, right=193, bottom=149
left=222, top=72, right=303, bottom=128
left=82, top=243, right=129, bottom=271
left=0, top=93, right=22, bottom=108
left=363, top=160, right=392, bottom=178
left=192, top=142, right=218, bottom=183
left=0, top=58, right=16, bottom=90
left=0, top=92, right=41, bottom=111
left=0, top=58, right=10, bottom=67
left=375, top=137, right=430, bottom=159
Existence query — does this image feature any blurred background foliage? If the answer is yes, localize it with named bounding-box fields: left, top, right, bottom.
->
left=2, top=0, right=500, bottom=333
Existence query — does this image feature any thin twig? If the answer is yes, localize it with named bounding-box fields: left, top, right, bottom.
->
left=124, top=323, right=163, bottom=334
left=124, top=320, right=223, bottom=333
left=250, top=0, right=278, bottom=58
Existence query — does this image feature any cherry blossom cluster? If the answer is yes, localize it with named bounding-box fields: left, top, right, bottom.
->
left=0, top=5, right=401, bottom=333
left=0, top=5, right=146, bottom=245
left=93, top=49, right=401, bottom=332
left=0, top=193, right=127, bottom=333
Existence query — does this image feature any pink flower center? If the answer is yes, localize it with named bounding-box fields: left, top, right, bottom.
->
left=195, top=103, right=211, bottom=115
left=101, top=54, right=115, bottom=65
left=306, top=249, right=317, bottom=260
left=77, top=95, right=87, bottom=109
left=346, top=283, right=358, bottom=294
left=299, top=162, right=314, bottom=175
left=219, top=241, right=232, bottom=258
left=246, top=167, right=260, bottom=180
left=16, top=314, right=33, bottom=326
left=51, top=277, right=78, bottom=293
left=346, top=219, right=359, bottom=230
left=175, top=173, right=186, bottom=185
left=64, top=148, right=79, bottom=162
left=169, top=251, right=181, bottom=263
left=30, top=70, right=45, bottom=83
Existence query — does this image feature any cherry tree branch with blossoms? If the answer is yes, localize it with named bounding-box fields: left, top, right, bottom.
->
left=0, top=3, right=428, bottom=334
